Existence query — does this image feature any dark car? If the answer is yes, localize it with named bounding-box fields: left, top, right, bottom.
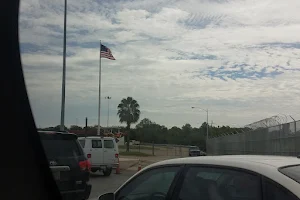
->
left=188, top=146, right=206, bottom=156
left=39, top=131, right=92, bottom=200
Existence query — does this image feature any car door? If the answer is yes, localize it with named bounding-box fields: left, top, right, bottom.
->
left=103, top=139, right=117, bottom=165
left=115, top=166, right=182, bottom=200
left=90, top=139, right=103, bottom=165
left=176, top=165, right=262, bottom=200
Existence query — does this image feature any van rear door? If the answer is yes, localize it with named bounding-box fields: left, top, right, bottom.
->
left=90, top=139, right=103, bottom=165
left=103, top=139, right=117, bottom=165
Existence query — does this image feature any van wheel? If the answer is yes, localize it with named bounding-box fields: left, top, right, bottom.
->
left=103, top=168, right=112, bottom=176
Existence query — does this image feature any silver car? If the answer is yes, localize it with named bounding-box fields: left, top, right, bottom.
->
left=99, top=155, right=300, bottom=200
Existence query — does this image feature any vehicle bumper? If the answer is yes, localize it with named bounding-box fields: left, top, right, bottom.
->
left=91, top=164, right=113, bottom=171
left=61, top=184, right=91, bottom=200
left=189, top=152, right=201, bottom=156
left=84, top=184, right=92, bottom=199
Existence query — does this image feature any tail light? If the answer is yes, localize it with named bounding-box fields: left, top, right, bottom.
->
left=79, top=160, right=91, bottom=171
left=87, top=153, right=91, bottom=158
left=115, top=153, right=119, bottom=158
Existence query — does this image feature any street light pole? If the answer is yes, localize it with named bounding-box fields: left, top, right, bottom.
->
left=191, top=106, right=209, bottom=140
left=60, top=0, right=67, bottom=131
left=206, top=109, right=208, bottom=140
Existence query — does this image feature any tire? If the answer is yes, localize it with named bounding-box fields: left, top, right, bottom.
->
left=103, top=168, right=112, bottom=176
left=91, top=169, right=97, bottom=173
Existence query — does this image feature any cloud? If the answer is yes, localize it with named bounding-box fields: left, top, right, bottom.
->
left=19, top=0, right=300, bottom=128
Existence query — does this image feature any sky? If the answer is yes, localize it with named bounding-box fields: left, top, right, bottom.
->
left=19, top=0, right=300, bottom=128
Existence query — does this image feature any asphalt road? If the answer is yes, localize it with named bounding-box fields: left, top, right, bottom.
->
left=88, top=170, right=136, bottom=200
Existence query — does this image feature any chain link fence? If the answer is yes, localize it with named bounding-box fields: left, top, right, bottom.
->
left=207, top=120, right=300, bottom=156
left=120, top=143, right=190, bottom=157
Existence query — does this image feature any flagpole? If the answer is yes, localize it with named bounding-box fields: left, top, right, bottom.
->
left=60, top=0, right=67, bottom=131
left=97, top=40, right=102, bottom=136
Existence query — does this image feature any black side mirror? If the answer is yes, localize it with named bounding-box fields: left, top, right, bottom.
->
left=98, top=193, right=115, bottom=200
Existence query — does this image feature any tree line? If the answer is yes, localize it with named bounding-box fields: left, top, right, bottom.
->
left=39, top=118, right=244, bottom=151
left=39, top=97, right=246, bottom=152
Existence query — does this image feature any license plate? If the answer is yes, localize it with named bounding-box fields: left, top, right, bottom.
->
left=52, top=171, right=60, bottom=180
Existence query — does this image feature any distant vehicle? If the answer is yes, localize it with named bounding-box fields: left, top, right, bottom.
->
left=98, top=155, right=300, bottom=200
left=129, top=140, right=140, bottom=145
left=189, top=146, right=206, bottom=156
left=39, top=131, right=91, bottom=200
left=78, top=136, right=119, bottom=176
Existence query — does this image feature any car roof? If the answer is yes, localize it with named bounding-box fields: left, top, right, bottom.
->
left=38, top=131, right=78, bottom=138
left=78, top=136, right=115, bottom=140
left=152, top=155, right=300, bottom=169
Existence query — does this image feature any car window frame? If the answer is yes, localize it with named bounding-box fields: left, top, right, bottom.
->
left=115, top=164, right=185, bottom=200
left=78, top=139, right=85, bottom=148
left=172, top=164, right=264, bottom=200
left=103, top=139, right=114, bottom=149
left=74, top=139, right=85, bottom=155
left=262, top=176, right=299, bottom=200
left=278, top=164, right=300, bottom=184
left=91, top=139, right=103, bottom=148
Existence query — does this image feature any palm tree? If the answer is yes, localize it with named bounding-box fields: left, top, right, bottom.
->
left=117, top=97, right=140, bottom=152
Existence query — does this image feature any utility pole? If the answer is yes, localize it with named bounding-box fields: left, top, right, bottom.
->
left=206, top=110, right=209, bottom=140
left=192, top=106, right=209, bottom=150
left=85, top=117, right=88, bottom=138
left=105, top=96, right=111, bottom=128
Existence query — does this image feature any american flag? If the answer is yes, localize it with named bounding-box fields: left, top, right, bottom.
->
left=100, top=44, right=115, bottom=60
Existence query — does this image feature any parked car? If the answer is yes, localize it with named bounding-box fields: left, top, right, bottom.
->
left=98, top=155, right=300, bottom=200
left=189, top=146, right=206, bottom=156
left=78, top=136, right=119, bottom=176
left=39, top=131, right=91, bottom=200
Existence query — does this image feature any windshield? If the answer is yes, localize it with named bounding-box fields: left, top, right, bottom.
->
left=19, top=0, right=300, bottom=198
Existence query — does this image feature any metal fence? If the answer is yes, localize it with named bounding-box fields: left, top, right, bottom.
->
left=207, top=120, right=300, bottom=156
left=120, top=143, right=190, bottom=157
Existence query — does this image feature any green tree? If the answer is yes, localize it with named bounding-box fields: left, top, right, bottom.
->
left=136, top=118, right=153, bottom=129
left=182, top=123, right=192, bottom=134
left=69, top=125, right=83, bottom=130
left=41, top=125, right=68, bottom=132
left=117, top=97, right=141, bottom=152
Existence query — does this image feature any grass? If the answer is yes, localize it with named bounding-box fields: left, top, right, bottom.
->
left=119, top=151, right=151, bottom=157
left=118, top=145, right=154, bottom=150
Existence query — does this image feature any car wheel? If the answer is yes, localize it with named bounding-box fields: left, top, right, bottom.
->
left=91, top=169, right=97, bottom=173
left=103, top=168, right=112, bottom=176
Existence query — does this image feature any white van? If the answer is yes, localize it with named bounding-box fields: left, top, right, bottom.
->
left=78, top=136, right=119, bottom=176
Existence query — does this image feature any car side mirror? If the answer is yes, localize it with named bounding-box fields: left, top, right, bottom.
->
left=98, top=192, right=115, bottom=200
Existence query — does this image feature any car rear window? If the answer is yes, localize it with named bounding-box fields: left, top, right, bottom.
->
left=40, top=134, right=83, bottom=159
left=104, top=140, right=114, bottom=148
left=92, top=140, right=102, bottom=148
left=279, top=165, right=300, bottom=183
